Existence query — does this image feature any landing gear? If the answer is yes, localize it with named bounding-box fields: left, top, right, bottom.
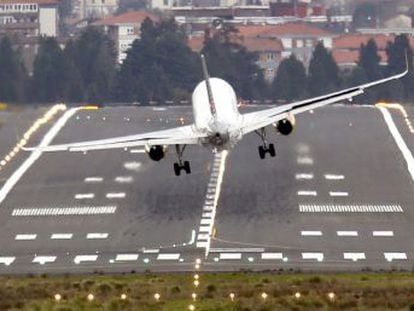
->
left=173, top=144, right=191, bottom=176
left=255, top=128, right=276, bottom=159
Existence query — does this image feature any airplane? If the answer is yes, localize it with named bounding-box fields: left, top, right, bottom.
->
left=28, top=54, right=409, bottom=176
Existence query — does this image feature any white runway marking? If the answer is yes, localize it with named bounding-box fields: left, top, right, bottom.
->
left=344, top=253, right=365, bottom=261
left=379, top=107, right=414, bottom=181
left=33, top=256, right=56, bottom=265
left=219, top=253, right=242, bottom=260
left=115, top=254, right=139, bottom=261
left=297, top=156, right=314, bottom=165
left=373, top=231, right=394, bottom=237
left=51, top=233, right=73, bottom=240
left=0, top=257, right=15, bottom=266
left=295, top=173, right=314, bottom=180
left=324, top=174, right=345, bottom=180
left=261, top=253, right=286, bottom=261
left=302, top=252, right=324, bottom=262
left=143, top=249, right=159, bottom=254
left=12, top=206, right=117, bottom=216
left=86, top=233, right=109, bottom=239
left=337, top=231, right=358, bottom=237
left=74, top=255, right=98, bottom=264
left=0, top=107, right=79, bottom=205
left=299, top=204, right=403, bottom=213
left=157, top=253, right=180, bottom=260
left=115, top=176, right=134, bottom=183
left=301, top=231, right=323, bottom=236
left=384, top=252, right=407, bottom=262
left=329, top=191, right=349, bottom=197
left=123, top=161, right=142, bottom=171
left=75, top=193, right=95, bottom=199
left=129, top=149, right=146, bottom=154
left=84, top=177, right=103, bottom=183
left=210, top=248, right=265, bottom=253
left=15, top=234, right=37, bottom=240
left=297, top=190, right=317, bottom=196
left=196, top=151, right=228, bottom=257
left=106, top=192, right=126, bottom=199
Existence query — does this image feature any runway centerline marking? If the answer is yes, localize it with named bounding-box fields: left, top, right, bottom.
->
left=74, top=255, right=98, bottom=264
left=384, top=252, right=407, bottom=262
left=219, top=253, right=242, bottom=260
left=344, top=253, right=365, bottom=261
left=0, top=107, right=80, bottom=205
left=115, top=176, right=134, bottom=183
left=33, top=256, right=56, bottom=265
left=157, top=253, right=180, bottom=260
left=295, top=173, right=314, bottom=180
left=337, top=231, right=358, bottom=237
left=324, top=174, right=345, bottom=180
left=196, top=151, right=228, bottom=257
left=329, top=191, right=349, bottom=197
left=51, top=233, right=73, bottom=240
left=106, top=192, right=126, bottom=199
left=302, top=252, right=324, bottom=262
left=378, top=107, right=414, bottom=181
left=261, top=253, right=287, bottom=261
left=297, top=156, right=314, bottom=165
left=115, top=254, right=139, bottom=261
left=86, top=233, right=109, bottom=239
left=0, top=257, right=15, bottom=266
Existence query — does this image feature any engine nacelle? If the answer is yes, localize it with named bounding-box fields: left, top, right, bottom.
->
left=147, top=145, right=166, bottom=161
left=276, top=115, right=296, bottom=136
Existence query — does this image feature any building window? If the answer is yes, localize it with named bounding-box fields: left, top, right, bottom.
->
left=127, top=27, right=134, bottom=34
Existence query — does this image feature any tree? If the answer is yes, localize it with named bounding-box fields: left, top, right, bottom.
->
left=307, top=42, right=340, bottom=96
left=67, top=27, right=116, bottom=103
left=359, top=38, right=382, bottom=81
left=31, top=37, right=67, bottom=103
left=0, top=37, right=26, bottom=103
left=114, top=18, right=200, bottom=103
left=272, top=54, right=306, bottom=101
left=386, top=34, right=414, bottom=101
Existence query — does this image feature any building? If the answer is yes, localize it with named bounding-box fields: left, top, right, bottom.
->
left=73, top=0, right=119, bottom=19
left=0, top=0, right=58, bottom=37
left=93, top=11, right=158, bottom=63
left=236, top=22, right=335, bottom=68
left=269, top=0, right=326, bottom=18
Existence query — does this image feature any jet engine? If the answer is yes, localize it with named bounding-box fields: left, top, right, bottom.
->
left=276, top=115, right=296, bottom=136
left=147, top=145, right=167, bottom=161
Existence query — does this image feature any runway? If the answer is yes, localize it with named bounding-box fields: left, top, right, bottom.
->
left=0, top=103, right=412, bottom=274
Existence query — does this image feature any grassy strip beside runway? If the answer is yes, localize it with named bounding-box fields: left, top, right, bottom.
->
left=1, top=272, right=414, bottom=310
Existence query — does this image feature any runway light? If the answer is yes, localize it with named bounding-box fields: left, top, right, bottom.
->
left=195, top=264, right=200, bottom=270
left=191, top=292, right=197, bottom=301
left=295, top=292, right=301, bottom=299
left=188, top=304, right=195, bottom=311
left=87, top=293, right=94, bottom=301
left=229, top=292, right=235, bottom=301
left=194, top=274, right=199, bottom=280
left=154, top=293, right=160, bottom=301
left=193, top=280, right=199, bottom=287
left=195, top=258, right=201, bottom=264
left=261, top=292, right=268, bottom=300
left=54, top=294, right=62, bottom=302
left=120, top=293, right=127, bottom=300
left=328, top=292, right=335, bottom=300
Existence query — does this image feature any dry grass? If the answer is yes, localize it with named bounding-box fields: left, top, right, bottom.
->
left=0, top=272, right=414, bottom=310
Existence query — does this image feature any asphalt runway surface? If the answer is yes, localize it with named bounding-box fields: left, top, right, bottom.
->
left=0, top=103, right=412, bottom=274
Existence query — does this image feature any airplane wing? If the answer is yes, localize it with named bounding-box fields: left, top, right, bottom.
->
left=27, top=124, right=207, bottom=152
left=240, top=68, right=408, bottom=135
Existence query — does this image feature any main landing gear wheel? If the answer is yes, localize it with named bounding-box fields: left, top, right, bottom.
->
left=258, top=143, right=275, bottom=159
left=255, top=128, right=276, bottom=159
left=173, top=144, right=191, bottom=176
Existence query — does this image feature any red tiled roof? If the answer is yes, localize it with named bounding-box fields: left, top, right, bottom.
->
left=236, top=23, right=333, bottom=38
left=333, top=34, right=394, bottom=50
left=93, top=11, right=158, bottom=26
left=332, top=50, right=388, bottom=65
left=0, top=0, right=57, bottom=4
left=187, top=35, right=283, bottom=53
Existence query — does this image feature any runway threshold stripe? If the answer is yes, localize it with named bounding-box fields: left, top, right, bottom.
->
left=299, top=204, right=403, bottom=213
left=15, top=234, right=37, bottom=240
left=297, top=190, right=317, bottom=196
left=261, top=253, right=285, bottom=260
left=210, top=248, right=265, bottom=253
left=12, top=206, right=117, bottom=216
left=115, top=254, right=139, bottom=261
left=329, top=191, right=349, bottom=197
left=33, top=256, right=56, bottom=264
left=51, top=233, right=73, bottom=240
left=0, top=257, right=15, bottom=266
left=220, top=253, right=242, bottom=260
left=379, top=107, right=414, bottom=181
left=0, top=107, right=79, bottom=205
left=74, top=255, right=98, bottom=264
left=302, top=253, right=324, bottom=262
left=384, top=252, right=407, bottom=261
left=157, top=254, right=180, bottom=260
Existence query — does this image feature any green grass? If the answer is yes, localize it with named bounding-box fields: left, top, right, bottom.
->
left=1, top=272, right=414, bottom=310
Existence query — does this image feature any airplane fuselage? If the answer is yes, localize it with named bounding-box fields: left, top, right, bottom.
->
left=192, top=78, right=243, bottom=150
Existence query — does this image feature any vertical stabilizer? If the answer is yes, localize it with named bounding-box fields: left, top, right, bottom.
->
left=201, top=54, right=217, bottom=117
